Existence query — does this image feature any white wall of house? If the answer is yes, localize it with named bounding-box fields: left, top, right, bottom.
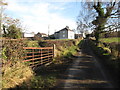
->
left=41, top=34, right=48, bottom=37
left=68, top=30, right=74, bottom=39
left=24, top=33, right=34, bottom=37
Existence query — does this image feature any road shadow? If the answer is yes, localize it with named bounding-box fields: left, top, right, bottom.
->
left=53, top=39, right=113, bottom=89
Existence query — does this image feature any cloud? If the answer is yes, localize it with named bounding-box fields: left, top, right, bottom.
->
left=5, top=0, right=77, bottom=34
left=6, top=0, right=28, bottom=13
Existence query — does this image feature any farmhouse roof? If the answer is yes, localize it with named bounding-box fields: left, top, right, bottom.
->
left=55, top=26, right=74, bottom=33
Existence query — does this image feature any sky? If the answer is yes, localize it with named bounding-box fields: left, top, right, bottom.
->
left=4, top=0, right=83, bottom=35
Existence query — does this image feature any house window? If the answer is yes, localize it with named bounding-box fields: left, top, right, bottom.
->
left=63, top=31, right=65, bottom=33
left=63, top=35, right=65, bottom=37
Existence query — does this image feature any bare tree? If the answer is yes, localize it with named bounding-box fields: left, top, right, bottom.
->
left=91, top=1, right=119, bottom=42
left=0, top=0, right=7, bottom=37
left=76, top=2, right=96, bottom=35
left=77, top=1, right=119, bottom=42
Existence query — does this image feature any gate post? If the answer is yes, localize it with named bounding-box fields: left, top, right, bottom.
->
left=41, top=49, right=42, bottom=65
left=53, top=44, right=56, bottom=58
left=32, top=49, right=34, bottom=67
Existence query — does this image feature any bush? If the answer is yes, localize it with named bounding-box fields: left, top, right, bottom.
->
left=57, top=40, right=78, bottom=58
left=1, top=39, right=34, bottom=89
left=18, top=75, right=56, bottom=89
left=63, top=46, right=77, bottom=58
left=3, top=24, right=22, bottom=39
left=38, top=39, right=77, bottom=47
left=2, top=39, right=27, bottom=62
left=28, top=76, right=56, bottom=88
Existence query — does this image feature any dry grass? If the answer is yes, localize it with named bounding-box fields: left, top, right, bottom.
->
left=2, top=61, right=34, bottom=88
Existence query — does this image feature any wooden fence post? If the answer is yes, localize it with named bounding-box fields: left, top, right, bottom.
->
left=39, top=49, right=41, bottom=65
left=48, top=49, right=49, bottom=62
left=32, top=49, right=34, bottom=67
left=53, top=44, right=55, bottom=58
left=41, top=49, right=42, bottom=65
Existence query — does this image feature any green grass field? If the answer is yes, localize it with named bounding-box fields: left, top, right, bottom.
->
left=100, top=37, right=120, bottom=43
left=27, top=41, right=39, bottom=47
left=46, top=39, right=74, bottom=41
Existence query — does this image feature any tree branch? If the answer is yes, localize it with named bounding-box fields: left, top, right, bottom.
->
left=101, top=24, right=120, bottom=30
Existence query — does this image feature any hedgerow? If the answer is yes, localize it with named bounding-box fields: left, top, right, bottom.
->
left=1, top=39, right=34, bottom=89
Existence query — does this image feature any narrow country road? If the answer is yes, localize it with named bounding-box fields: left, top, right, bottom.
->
left=54, top=39, right=114, bottom=89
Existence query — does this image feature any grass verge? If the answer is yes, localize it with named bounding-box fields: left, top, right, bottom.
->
left=89, top=39, right=120, bottom=87
left=27, top=41, right=39, bottom=47
left=100, top=37, right=120, bottom=43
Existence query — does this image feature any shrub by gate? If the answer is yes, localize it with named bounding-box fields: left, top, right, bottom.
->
left=23, top=46, right=54, bottom=68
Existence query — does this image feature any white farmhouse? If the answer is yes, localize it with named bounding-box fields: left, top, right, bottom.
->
left=24, top=32, right=35, bottom=38
left=54, top=26, right=74, bottom=39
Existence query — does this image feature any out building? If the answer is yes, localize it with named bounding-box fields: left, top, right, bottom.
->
left=75, top=34, right=83, bottom=39
left=35, top=32, right=48, bottom=38
left=23, top=32, right=35, bottom=40
left=54, top=26, right=74, bottom=39
left=34, top=32, right=48, bottom=40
